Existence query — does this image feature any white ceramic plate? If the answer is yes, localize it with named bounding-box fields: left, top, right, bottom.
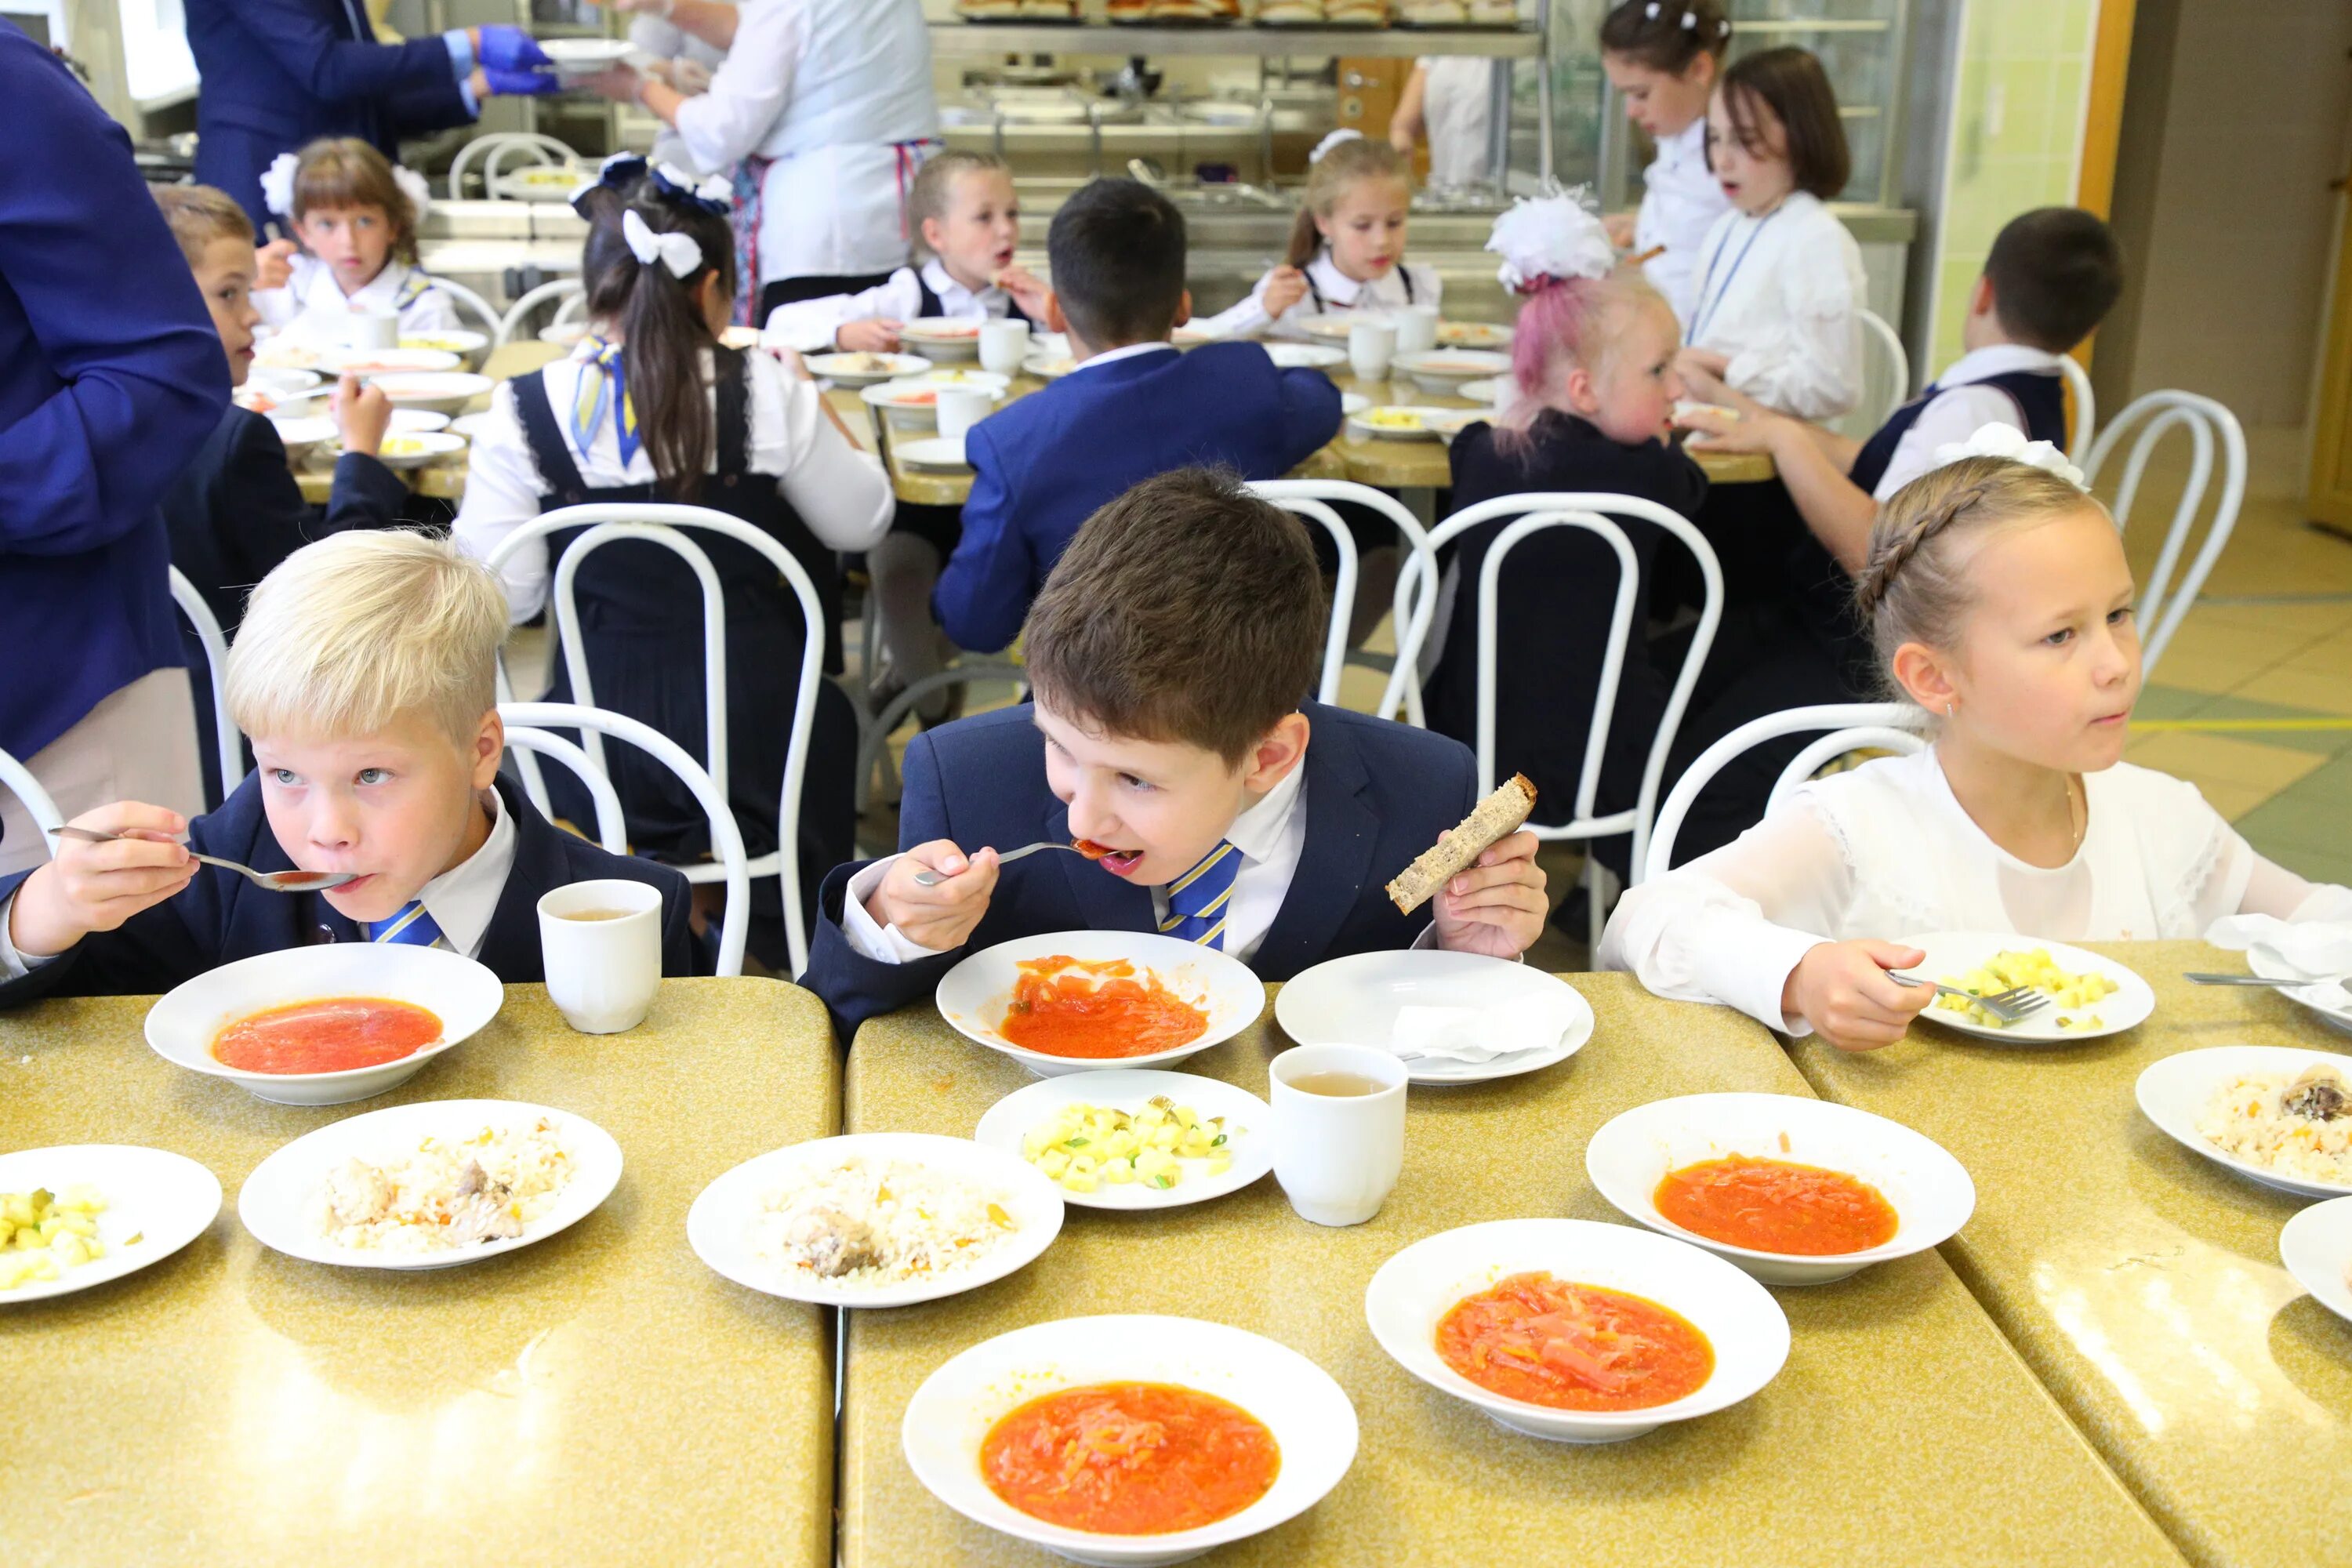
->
left=903, top=1314, right=1356, bottom=1568
left=974, top=1069, right=1272, bottom=1211
left=2279, top=1196, right=2352, bottom=1327
left=898, top=321, right=982, bottom=358
left=368, top=371, right=494, bottom=414
left=269, top=415, right=337, bottom=461
left=252, top=339, right=323, bottom=370
left=449, top=411, right=495, bottom=441
left=1022, top=352, right=1077, bottom=379
left=0, top=1146, right=221, bottom=1304
left=1436, top=320, right=1510, bottom=350
left=387, top=408, right=450, bottom=433
left=144, top=943, right=505, bottom=1105
left=688, top=1132, right=1063, bottom=1308
left=2249, top=946, right=2352, bottom=1038
left=936, top=931, right=1265, bottom=1079
left=1364, top=1218, right=1790, bottom=1443
left=1459, top=376, right=1501, bottom=405
left=400, top=331, right=488, bottom=363
left=321, top=347, right=462, bottom=378
left=862, top=377, right=1005, bottom=430
left=238, top=1099, right=622, bottom=1270
left=370, top=430, right=467, bottom=469
left=895, top=436, right=970, bottom=471
left=1339, top=390, right=1370, bottom=417
left=1346, top=406, right=1478, bottom=443
left=1584, top=1092, right=1976, bottom=1286
left=1265, top=343, right=1347, bottom=370
left=1297, top=315, right=1362, bottom=342
left=1273, top=949, right=1592, bottom=1086
left=895, top=367, right=1011, bottom=394
left=1395, top=348, right=1510, bottom=386
left=805, top=350, right=934, bottom=387
left=2136, top=1045, right=2352, bottom=1199
left=538, top=36, right=635, bottom=74
left=1900, top=931, right=2155, bottom=1044
left=246, top=366, right=323, bottom=398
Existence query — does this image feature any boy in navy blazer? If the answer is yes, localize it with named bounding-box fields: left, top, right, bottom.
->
left=934, top=179, right=1343, bottom=654
left=807, top=469, right=1548, bottom=1036
left=0, top=532, right=693, bottom=1005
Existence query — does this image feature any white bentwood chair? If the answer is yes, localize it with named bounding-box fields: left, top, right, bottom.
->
left=448, top=132, right=579, bottom=201
left=2058, top=354, right=2096, bottom=463
left=1857, top=308, right=1913, bottom=430
left=495, top=278, right=590, bottom=349
left=2082, top=390, right=2247, bottom=676
left=0, top=743, right=66, bottom=862
left=168, top=566, right=243, bottom=805
left=1247, top=479, right=1441, bottom=721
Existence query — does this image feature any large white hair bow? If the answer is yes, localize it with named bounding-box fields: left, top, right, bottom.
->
left=260, top=152, right=300, bottom=218
left=1309, top=128, right=1364, bottom=165
left=391, top=163, right=432, bottom=223
left=622, top=208, right=704, bottom=278
left=1930, top=421, right=2087, bottom=490
left=1486, top=191, right=1614, bottom=292
left=653, top=161, right=735, bottom=215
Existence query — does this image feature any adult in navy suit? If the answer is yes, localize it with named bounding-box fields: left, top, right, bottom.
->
left=933, top=179, right=1341, bottom=654
left=185, top=1, right=560, bottom=231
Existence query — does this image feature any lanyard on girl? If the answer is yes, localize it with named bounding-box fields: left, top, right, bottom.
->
left=1688, top=209, right=1777, bottom=346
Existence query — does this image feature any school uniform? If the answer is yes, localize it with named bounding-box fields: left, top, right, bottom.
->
left=1683, top=191, right=1866, bottom=421
left=934, top=341, right=1344, bottom=654
left=1424, top=412, right=1708, bottom=876
left=0, top=775, right=696, bottom=1007
left=1200, top=249, right=1444, bottom=341
left=802, top=702, right=1481, bottom=1035
left=256, top=255, right=462, bottom=347
left=1634, top=119, right=1733, bottom=323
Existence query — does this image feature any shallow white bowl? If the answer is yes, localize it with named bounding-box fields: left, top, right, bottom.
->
left=399, top=330, right=489, bottom=367
left=903, top=1314, right=1357, bottom=1567
left=895, top=435, right=969, bottom=471
left=1435, top=320, right=1510, bottom=350
left=861, top=377, right=1005, bottom=430
left=1345, top=405, right=1477, bottom=443
left=387, top=408, right=449, bottom=434
left=1272, top=949, right=1591, bottom=1086
left=144, top=943, right=505, bottom=1105
left=1264, top=343, right=1346, bottom=371
left=898, top=321, right=982, bottom=359
left=1901, top=931, right=2155, bottom=1044
left=245, top=366, right=323, bottom=399
left=368, top=371, right=495, bottom=415
left=2136, top=1044, right=2352, bottom=1199
left=1394, top=348, right=1510, bottom=395
left=538, top=36, right=635, bottom=74
left=269, top=415, right=337, bottom=463
left=1458, top=376, right=1501, bottom=405
left=974, top=1069, right=1272, bottom=1211
left=688, top=1132, right=1063, bottom=1308
left=805, top=350, right=934, bottom=387
left=371, top=430, right=468, bottom=470
left=1339, top=390, right=1370, bottom=416
left=1022, top=352, right=1077, bottom=379
left=0, top=1145, right=221, bottom=1305
left=2280, top=1195, right=2352, bottom=1326
left=321, top=346, right=463, bottom=378
left=1296, top=315, right=1362, bottom=342
left=1585, top=1092, right=1976, bottom=1285
left=936, top=931, right=1265, bottom=1078
left=1363, top=1218, right=1790, bottom=1443
left=239, top=1099, right=622, bottom=1270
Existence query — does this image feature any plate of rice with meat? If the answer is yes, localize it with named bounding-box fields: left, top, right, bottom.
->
left=2136, top=1046, right=2352, bottom=1198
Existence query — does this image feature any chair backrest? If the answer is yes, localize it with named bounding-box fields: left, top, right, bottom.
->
left=482, top=503, right=826, bottom=976
left=2082, top=390, right=2246, bottom=673
left=503, top=728, right=629, bottom=854
left=496, top=278, right=586, bottom=348
left=1857, top=309, right=1912, bottom=430
left=0, top=744, right=64, bottom=859
left=2058, top=354, right=2096, bottom=463
left=1642, top=702, right=1928, bottom=883
left=429, top=277, right=505, bottom=341
left=1246, top=479, right=1438, bottom=721
left=168, top=566, right=243, bottom=802
left=1411, top=492, right=1723, bottom=878
left=501, top=702, right=749, bottom=977
left=448, top=132, right=576, bottom=201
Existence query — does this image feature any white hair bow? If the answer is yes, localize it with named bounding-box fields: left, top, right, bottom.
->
left=391, top=164, right=432, bottom=223
left=260, top=152, right=300, bottom=218
left=653, top=161, right=735, bottom=214
left=1930, top=421, right=2088, bottom=490
left=1486, top=191, right=1614, bottom=292
left=1309, top=128, right=1364, bottom=165
left=622, top=208, right=704, bottom=279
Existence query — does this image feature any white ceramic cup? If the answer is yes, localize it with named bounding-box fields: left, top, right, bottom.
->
left=1270, top=1043, right=1408, bottom=1226
left=346, top=309, right=398, bottom=351
left=537, top=879, right=662, bottom=1034
left=935, top=386, right=995, bottom=442
left=1395, top=305, right=1439, bottom=356
left=978, top=319, right=1029, bottom=377
left=1348, top=318, right=1397, bottom=384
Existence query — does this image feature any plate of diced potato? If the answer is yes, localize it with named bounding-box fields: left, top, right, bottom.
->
left=1900, top=932, right=2155, bottom=1044
left=974, top=1069, right=1273, bottom=1211
left=0, top=1145, right=222, bottom=1302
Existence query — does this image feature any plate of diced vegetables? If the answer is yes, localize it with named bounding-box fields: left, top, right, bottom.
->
left=0, top=1145, right=222, bottom=1302
left=974, top=1069, right=1272, bottom=1211
left=1899, top=933, right=2154, bottom=1044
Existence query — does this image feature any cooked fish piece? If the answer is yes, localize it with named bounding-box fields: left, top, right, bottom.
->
left=779, top=1204, right=880, bottom=1277
left=2282, top=1064, right=2349, bottom=1122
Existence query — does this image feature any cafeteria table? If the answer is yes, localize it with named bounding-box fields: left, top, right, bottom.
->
left=0, top=978, right=840, bottom=1568
left=1788, top=940, right=2352, bottom=1568
left=291, top=339, right=562, bottom=506
left=837, top=973, right=2183, bottom=1566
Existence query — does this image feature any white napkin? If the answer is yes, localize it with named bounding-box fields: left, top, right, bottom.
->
left=2203, top=915, right=2352, bottom=1010
left=1390, top=994, right=1576, bottom=1065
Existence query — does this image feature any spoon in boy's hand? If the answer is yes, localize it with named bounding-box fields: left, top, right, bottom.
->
left=45, top=826, right=361, bottom=893
left=912, top=840, right=1101, bottom=887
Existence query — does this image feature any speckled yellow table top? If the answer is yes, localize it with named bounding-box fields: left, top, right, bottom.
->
left=839, top=974, right=2180, bottom=1566
left=1788, top=939, right=2352, bottom=1568
left=0, top=978, right=839, bottom=1568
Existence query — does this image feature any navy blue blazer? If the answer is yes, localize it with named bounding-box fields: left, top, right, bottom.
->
left=0, top=776, right=696, bottom=1008
left=187, top=0, right=474, bottom=231
left=935, top=342, right=1343, bottom=652
left=0, top=24, right=227, bottom=764
left=804, top=702, right=1479, bottom=1036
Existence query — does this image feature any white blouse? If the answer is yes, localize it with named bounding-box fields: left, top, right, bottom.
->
left=255, top=256, right=460, bottom=346
left=1682, top=191, right=1865, bottom=421
left=1635, top=119, right=1733, bottom=323
left=1599, top=746, right=2352, bottom=1036
left=670, top=0, right=938, bottom=282
left=1200, top=249, right=1444, bottom=341
left=629, top=15, right=731, bottom=175
left=762, top=259, right=1024, bottom=353
left=452, top=340, right=894, bottom=623
left=1418, top=56, right=1497, bottom=190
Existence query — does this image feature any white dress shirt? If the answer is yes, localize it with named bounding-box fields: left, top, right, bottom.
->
left=670, top=0, right=938, bottom=282
left=763, top=260, right=1025, bottom=353
left=1683, top=191, right=1866, bottom=421
left=451, top=339, right=894, bottom=623
left=630, top=15, right=731, bottom=174
left=1066, top=340, right=1181, bottom=375
left=1200, top=249, right=1444, bottom=342
left=1419, top=56, right=1498, bottom=190
left=1868, top=343, right=2067, bottom=499
left=255, top=256, right=460, bottom=346
left=1635, top=119, right=1733, bottom=322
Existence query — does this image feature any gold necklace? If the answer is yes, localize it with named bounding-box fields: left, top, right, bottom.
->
left=2067, top=774, right=2085, bottom=848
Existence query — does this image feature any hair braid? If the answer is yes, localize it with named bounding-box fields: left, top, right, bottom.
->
left=1853, top=475, right=2001, bottom=619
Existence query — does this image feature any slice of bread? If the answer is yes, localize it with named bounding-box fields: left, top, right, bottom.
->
left=1385, top=774, right=1537, bottom=915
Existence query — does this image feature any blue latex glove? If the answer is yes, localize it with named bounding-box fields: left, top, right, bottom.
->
left=485, top=64, right=561, bottom=96
left=477, top=24, right=553, bottom=72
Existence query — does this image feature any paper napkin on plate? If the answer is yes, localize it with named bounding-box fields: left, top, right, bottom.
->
left=1391, top=993, right=1576, bottom=1064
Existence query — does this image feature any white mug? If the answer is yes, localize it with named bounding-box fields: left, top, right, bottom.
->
left=537, top=878, right=663, bottom=1034
left=1270, top=1043, right=1408, bottom=1226
left=346, top=308, right=398, bottom=351
left=1394, top=305, right=1439, bottom=357
left=1348, top=318, right=1397, bottom=384
left=935, top=386, right=995, bottom=442
left=978, top=318, right=1030, bottom=377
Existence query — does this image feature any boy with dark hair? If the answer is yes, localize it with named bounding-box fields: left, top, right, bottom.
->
left=930, top=180, right=1344, bottom=655
left=807, top=468, right=1547, bottom=1034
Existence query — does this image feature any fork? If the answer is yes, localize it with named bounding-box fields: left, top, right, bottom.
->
left=912, top=840, right=1094, bottom=887
left=46, top=825, right=361, bottom=894
left=1888, top=971, right=2052, bottom=1025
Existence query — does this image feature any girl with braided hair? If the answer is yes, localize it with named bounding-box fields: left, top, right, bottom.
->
left=1599, top=430, right=2352, bottom=1051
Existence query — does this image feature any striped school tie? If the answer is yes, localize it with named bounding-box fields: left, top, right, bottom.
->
left=1160, top=842, right=1241, bottom=952
left=368, top=901, right=445, bottom=949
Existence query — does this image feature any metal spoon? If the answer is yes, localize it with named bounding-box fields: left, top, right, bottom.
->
left=912, top=840, right=1098, bottom=887
left=45, top=825, right=361, bottom=893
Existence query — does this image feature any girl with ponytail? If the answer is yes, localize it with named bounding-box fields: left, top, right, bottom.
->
left=1197, top=131, right=1439, bottom=339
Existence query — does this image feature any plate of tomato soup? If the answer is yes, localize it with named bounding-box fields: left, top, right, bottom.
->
left=1365, top=1219, right=1790, bottom=1443
left=936, top=933, right=1265, bottom=1079
left=904, top=1315, right=1356, bottom=1567
left=1587, top=1093, right=1976, bottom=1286
left=146, top=945, right=504, bottom=1106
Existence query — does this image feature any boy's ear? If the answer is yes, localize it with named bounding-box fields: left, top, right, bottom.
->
left=1173, top=289, right=1192, bottom=329
left=1240, top=711, right=1311, bottom=794
left=1969, top=274, right=1998, bottom=322
left=919, top=215, right=947, bottom=257
left=1563, top=365, right=1602, bottom=417
left=1045, top=292, right=1069, bottom=334
left=470, top=709, right=505, bottom=791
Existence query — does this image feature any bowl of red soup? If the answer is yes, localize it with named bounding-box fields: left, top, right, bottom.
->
left=1584, top=1092, right=1976, bottom=1286
left=1364, top=1218, right=1791, bottom=1443
left=144, top=945, right=504, bottom=1105
left=935, top=931, right=1265, bottom=1079
left=902, top=1314, right=1356, bottom=1566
